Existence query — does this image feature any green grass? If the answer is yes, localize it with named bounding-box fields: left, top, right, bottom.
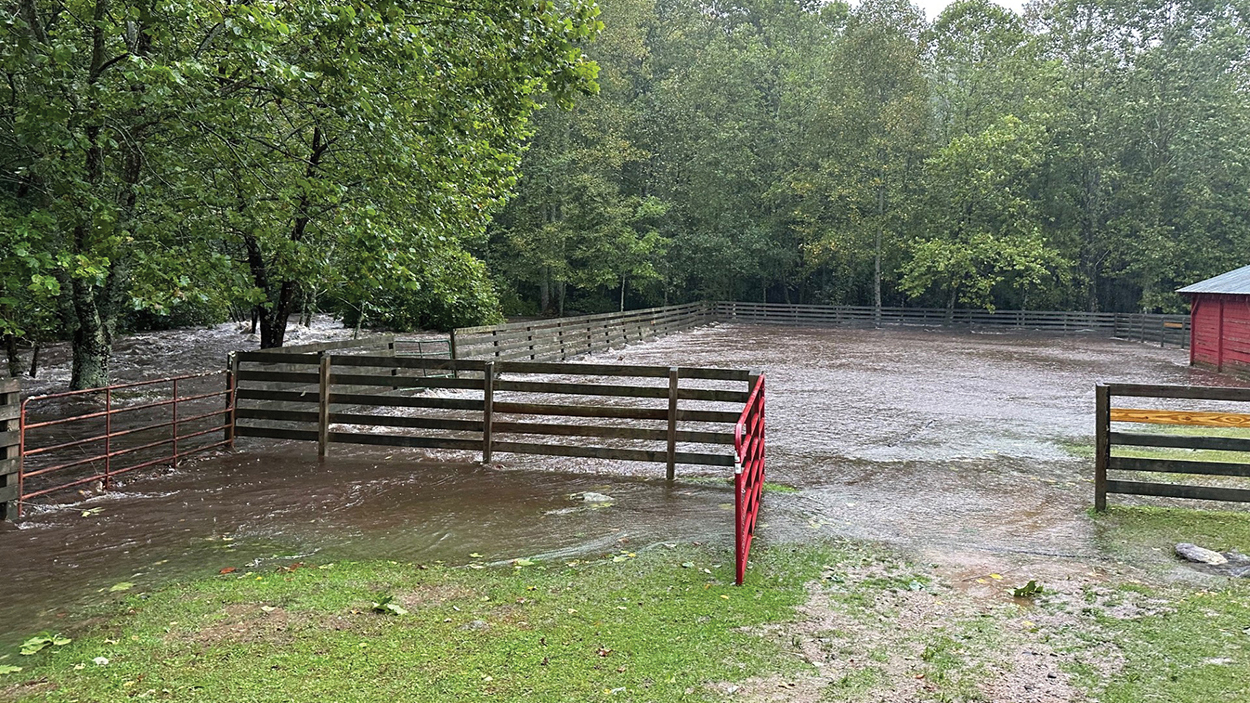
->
left=1091, top=504, right=1250, bottom=557
left=1063, top=583, right=1250, bottom=703
left=0, top=545, right=832, bottom=703
left=4, top=530, right=1250, bottom=703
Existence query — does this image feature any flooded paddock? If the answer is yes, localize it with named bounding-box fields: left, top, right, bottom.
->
left=0, top=322, right=1228, bottom=644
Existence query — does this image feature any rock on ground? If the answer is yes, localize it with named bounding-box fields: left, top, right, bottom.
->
left=1175, top=543, right=1228, bottom=565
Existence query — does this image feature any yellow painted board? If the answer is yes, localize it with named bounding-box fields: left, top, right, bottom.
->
left=1111, top=408, right=1250, bottom=428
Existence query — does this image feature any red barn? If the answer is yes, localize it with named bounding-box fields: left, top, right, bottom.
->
left=1178, top=264, right=1250, bottom=374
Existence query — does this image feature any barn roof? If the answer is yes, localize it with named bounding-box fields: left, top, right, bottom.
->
left=1177, top=264, right=1250, bottom=295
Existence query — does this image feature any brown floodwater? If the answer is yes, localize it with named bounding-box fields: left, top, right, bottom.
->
left=1, top=323, right=1238, bottom=646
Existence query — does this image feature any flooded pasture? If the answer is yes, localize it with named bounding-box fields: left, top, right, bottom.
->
left=0, top=322, right=1233, bottom=645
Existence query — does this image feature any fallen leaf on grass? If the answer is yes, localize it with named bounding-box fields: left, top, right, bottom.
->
left=0, top=665, right=23, bottom=675
left=109, top=582, right=134, bottom=592
left=20, top=634, right=71, bottom=655
left=218, top=567, right=236, bottom=575
left=370, top=595, right=409, bottom=616
left=1012, top=580, right=1044, bottom=598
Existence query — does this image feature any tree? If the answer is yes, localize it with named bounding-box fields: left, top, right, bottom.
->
left=801, top=0, right=932, bottom=318
left=901, top=117, right=1066, bottom=311
left=193, top=0, right=602, bottom=347
left=2, top=0, right=601, bottom=390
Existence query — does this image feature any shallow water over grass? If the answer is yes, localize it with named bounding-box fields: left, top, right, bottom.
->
left=0, top=449, right=743, bottom=648
left=4, top=323, right=1239, bottom=651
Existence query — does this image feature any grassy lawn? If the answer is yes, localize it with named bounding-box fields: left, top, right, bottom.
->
left=1092, top=503, right=1250, bottom=557
left=3, top=531, right=1249, bottom=702
left=0, top=545, right=829, bottom=702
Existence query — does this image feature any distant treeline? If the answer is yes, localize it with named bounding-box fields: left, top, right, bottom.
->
left=484, top=0, right=1250, bottom=317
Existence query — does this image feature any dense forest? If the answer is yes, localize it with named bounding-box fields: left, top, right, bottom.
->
left=488, top=0, right=1250, bottom=317
left=2, top=0, right=1249, bottom=388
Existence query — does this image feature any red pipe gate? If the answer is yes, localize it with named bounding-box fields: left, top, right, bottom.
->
left=734, top=374, right=765, bottom=585
left=16, top=373, right=233, bottom=514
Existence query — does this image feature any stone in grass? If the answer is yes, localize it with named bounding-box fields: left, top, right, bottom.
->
left=1175, top=543, right=1228, bottom=566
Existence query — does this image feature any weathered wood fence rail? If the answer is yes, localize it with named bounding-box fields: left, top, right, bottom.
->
left=1, top=379, right=20, bottom=520
left=712, top=302, right=1190, bottom=347
left=233, top=351, right=755, bottom=478
left=1095, top=383, right=1250, bottom=509
left=452, top=302, right=714, bottom=361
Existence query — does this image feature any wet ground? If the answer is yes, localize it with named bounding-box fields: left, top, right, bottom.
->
left=0, top=322, right=1237, bottom=646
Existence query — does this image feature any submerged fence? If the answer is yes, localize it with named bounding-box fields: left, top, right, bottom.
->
left=232, top=350, right=768, bottom=581
left=1096, top=383, right=1250, bottom=509
left=734, top=374, right=765, bottom=585
left=1, top=379, right=19, bottom=520
left=233, top=353, right=753, bottom=473
left=714, top=302, right=1191, bottom=347
left=452, top=303, right=714, bottom=361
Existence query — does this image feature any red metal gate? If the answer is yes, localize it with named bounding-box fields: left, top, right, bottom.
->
left=18, top=372, right=234, bottom=513
left=734, top=373, right=765, bottom=585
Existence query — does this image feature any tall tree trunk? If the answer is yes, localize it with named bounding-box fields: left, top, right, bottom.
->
left=875, top=186, right=884, bottom=328
left=258, top=280, right=298, bottom=349
left=70, top=269, right=110, bottom=389
left=5, top=334, right=20, bottom=378
left=619, top=273, right=626, bottom=312
left=540, top=268, right=551, bottom=315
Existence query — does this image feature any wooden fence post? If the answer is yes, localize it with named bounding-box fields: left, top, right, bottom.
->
left=224, top=352, right=237, bottom=449
left=1, top=378, right=21, bottom=521
left=1095, top=384, right=1110, bottom=512
left=482, top=362, right=495, bottom=463
left=318, top=353, right=331, bottom=458
left=666, top=367, right=679, bottom=483
left=388, top=340, right=399, bottom=387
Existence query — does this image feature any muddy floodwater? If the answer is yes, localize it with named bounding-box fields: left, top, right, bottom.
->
left=0, top=323, right=1235, bottom=646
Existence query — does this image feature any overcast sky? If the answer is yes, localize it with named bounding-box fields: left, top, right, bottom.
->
left=911, top=0, right=1027, bottom=19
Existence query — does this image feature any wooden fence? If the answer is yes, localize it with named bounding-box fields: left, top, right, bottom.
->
left=1, top=379, right=19, bottom=520
left=232, top=352, right=755, bottom=478
left=452, top=303, right=715, bottom=362
left=1095, top=383, right=1250, bottom=509
left=713, top=302, right=1190, bottom=347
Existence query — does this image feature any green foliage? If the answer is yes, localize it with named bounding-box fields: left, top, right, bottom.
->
left=491, top=0, right=1250, bottom=316
left=901, top=116, right=1066, bottom=310
left=1012, top=580, right=1044, bottom=598
left=369, top=595, right=409, bottom=616
left=19, top=634, right=70, bottom=656
left=337, top=248, right=505, bottom=332
left=1, top=0, right=600, bottom=384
